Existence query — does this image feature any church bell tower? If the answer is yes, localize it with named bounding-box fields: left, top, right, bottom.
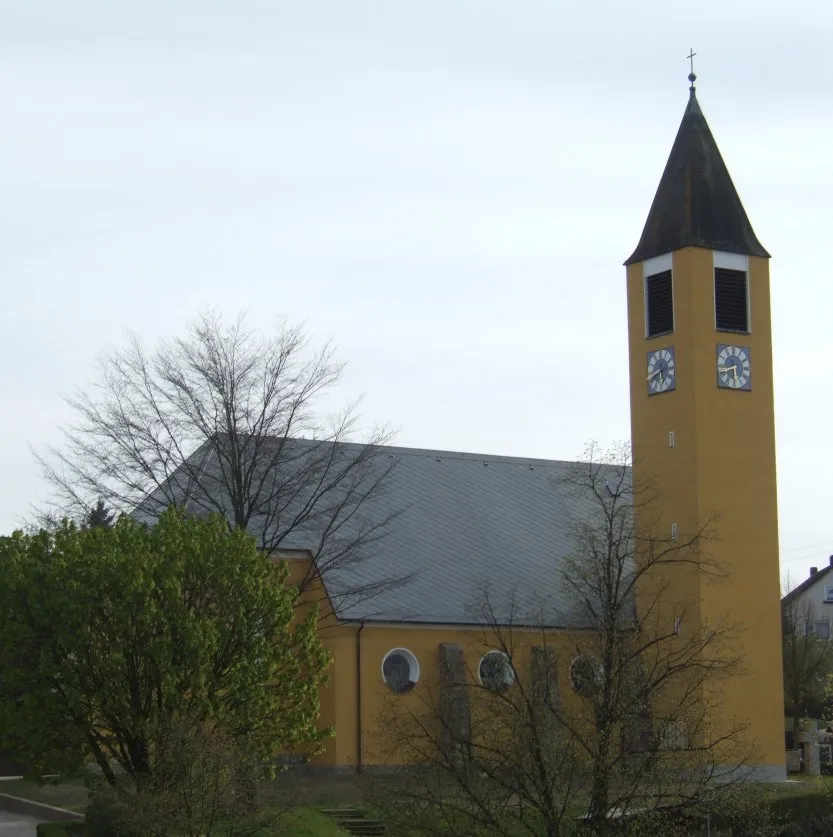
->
left=625, top=70, right=785, bottom=779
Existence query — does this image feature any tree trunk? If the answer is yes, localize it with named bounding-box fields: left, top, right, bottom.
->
left=86, top=735, right=118, bottom=788
left=588, top=722, right=614, bottom=834
left=588, top=775, right=611, bottom=830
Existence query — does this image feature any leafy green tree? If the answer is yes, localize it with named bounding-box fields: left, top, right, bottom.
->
left=0, top=507, right=329, bottom=786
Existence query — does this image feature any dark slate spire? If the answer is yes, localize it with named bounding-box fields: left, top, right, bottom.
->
left=625, top=84, right=770, bottom=265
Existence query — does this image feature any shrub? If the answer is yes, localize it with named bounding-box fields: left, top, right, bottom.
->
left=84, top=792, right=140, bottom=837
left=770, top=789, right=833, bottom=825
left=780, top=814, right=833, bottom=837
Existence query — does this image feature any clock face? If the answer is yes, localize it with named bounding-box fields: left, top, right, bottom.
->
left=646, top=347, right=676, bottom=395
left=716, top=344, right=751, bottom=390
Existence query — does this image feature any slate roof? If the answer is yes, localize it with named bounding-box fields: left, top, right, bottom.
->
left=316, top=445, right=621, bottom=627
left=137, top=440, right=631, bottom=629
left=625, top=87, right=770, bottom=265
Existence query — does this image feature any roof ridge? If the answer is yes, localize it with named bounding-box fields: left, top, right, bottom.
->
left=373, top=445, right=581, bottom=468
left=284, top=437, right=590, bottom=468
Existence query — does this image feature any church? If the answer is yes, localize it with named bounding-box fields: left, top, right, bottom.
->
left=152, top=75, right=785, bottom=779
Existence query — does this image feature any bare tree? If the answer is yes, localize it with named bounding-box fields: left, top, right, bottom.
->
left=36, top=310, right=408, bottom=610
left=374, top=598, right=583, bottom=837
left=781, top=585, right=833, bottom=734
left=556, top=443, right=746, bottom=829
left=376, top=443, right=749, bottom=836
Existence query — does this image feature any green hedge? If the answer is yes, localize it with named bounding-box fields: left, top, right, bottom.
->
left=771, top=790, right=833, bottom=820
left=700, top=786, right=833, bottom=837
left=36, top=823, right=86, bottom=837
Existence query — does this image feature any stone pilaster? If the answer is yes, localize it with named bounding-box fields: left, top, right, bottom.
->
left=530, top=645, right=559, bottom=710
left=437, top=643, right=471, bottom=771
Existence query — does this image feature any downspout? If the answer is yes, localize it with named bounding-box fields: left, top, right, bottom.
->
left=356, top=621, right=365, bottom=773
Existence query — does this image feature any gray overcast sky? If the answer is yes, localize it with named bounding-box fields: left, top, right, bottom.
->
left=1, top=1, right=831, bottom=584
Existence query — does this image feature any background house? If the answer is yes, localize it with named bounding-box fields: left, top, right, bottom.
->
left=783, top=559, right=833, bottom=638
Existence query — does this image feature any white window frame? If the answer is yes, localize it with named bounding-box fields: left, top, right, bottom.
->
left=477, top=650, right=515, bottom=692
left=569, top=654, right=603, bottom=697
left=381, top=647, right=420, bottom=693
left=713, top=250, right=751, bottom=335
left=643, top=252, right=674, bottom=339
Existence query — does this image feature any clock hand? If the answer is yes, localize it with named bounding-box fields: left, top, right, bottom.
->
left=646, top=369, right=662, bottom=381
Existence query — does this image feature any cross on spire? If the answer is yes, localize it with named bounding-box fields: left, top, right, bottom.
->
left=687, top=48, right=697, bottom=90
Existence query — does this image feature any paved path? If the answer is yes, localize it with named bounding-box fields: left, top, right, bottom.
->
left=0, top=810, right=41, bottom=836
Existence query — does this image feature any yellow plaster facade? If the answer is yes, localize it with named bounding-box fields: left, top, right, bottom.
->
left=311, top=621, right=589, bottom=768
left=626, top=248, right=784, bottom=777
left=284, top=558, right=592, bottom=769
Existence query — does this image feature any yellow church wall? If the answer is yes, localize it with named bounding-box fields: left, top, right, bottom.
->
left=304, top=622, right=595, bottom=768
left=690, top=252, right=783, bottom=769
left=273, top=555, right=581, bottom=767
left=626, top=246, right=784, bottom=775
left=308, top=623, right=359, bottom=766
left=626, top=257, right=703, bottom=631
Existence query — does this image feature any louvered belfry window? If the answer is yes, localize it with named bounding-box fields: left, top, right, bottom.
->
left=714, top=268, right=749, bottom=332
left=645, top=270, right=673, bottom=337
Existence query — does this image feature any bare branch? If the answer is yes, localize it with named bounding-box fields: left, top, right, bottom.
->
left=33, top=310, right=408, bottom=610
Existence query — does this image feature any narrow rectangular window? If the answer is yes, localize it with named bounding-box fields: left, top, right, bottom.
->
left=646, top=270, right=673, bottom=337
left=714, top=268, right=749, bottom=332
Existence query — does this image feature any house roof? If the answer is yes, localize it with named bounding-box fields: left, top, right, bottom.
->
left=782, top=562, right=833, bottom=606
left=625, top=87, right=769, bottom=265
left=137, top=440, right=631, bottom=628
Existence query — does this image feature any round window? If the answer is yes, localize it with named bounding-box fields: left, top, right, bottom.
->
left=570, top=654, right=603, bottom=698
left=478, top=650, right=515, bottom=693
left=382, top=648, right=420, bottom=694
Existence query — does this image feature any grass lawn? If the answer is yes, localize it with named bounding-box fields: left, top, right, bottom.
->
left=259, top=770, right=369, bottom=807
left=763, top=773, right=833, bottom=798
left=273, top=808, right=348, bottom=836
